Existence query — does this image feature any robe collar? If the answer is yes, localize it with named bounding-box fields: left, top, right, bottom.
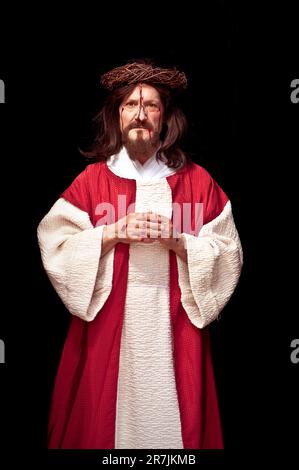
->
left=106, top=146, right=177, bottom=181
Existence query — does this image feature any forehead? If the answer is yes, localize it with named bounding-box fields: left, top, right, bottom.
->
left=123, top=84, right=161, bottom=102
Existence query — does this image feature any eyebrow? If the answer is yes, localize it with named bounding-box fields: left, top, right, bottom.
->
left=143, top=99, right=161, bottom=104
left=124, top=99, right=161, bottom=104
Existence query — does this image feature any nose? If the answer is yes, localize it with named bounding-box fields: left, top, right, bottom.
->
left=135, top=104, right=147, bottom=121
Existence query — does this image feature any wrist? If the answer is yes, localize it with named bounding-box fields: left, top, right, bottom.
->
left=174, top=234, right=187, bottom=261
left=174, top=234, right=185, bottom=250
left=103, top=224, right=118, bottom=245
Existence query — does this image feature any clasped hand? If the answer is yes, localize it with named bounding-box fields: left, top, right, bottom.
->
left=114, top=211, right=179, bottom=244
left=103, top=211, right=187, bottom=261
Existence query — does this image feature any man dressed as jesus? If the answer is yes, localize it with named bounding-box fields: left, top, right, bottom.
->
left=37, top=60, right=243, bottom=449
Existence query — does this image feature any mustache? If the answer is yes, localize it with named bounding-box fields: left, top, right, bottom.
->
left=125, top=122, right=153, bottom=132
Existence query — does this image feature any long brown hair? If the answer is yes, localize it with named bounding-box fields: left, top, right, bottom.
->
left=82, top=83, right=191, bottom=169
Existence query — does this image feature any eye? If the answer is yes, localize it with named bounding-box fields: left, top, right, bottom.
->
left=146, top=103, right=160, bottom=111
left=124, top=101, right=137, bottom=110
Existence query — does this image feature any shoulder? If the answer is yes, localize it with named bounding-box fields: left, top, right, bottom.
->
left=85, top=161, right=106, bottom=172
left=70, top=161, right=107, bottom=189
left=184, top=161, right=217, bottom=188
left=61, top=162, right=106, bottom=212
left=183, top=161, right=229, bottom=223
left=185, top=161, right=218, bottom=192
left=82, top=161, right=106, bottom=178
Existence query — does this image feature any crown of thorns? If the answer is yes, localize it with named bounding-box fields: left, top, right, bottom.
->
left=100, top=62, right=187, bottom=91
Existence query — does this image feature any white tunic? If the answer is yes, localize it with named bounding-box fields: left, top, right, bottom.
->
left=108, top=149, right=183, bottom=448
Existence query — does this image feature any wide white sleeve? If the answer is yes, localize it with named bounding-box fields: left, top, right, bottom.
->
left=176, top=200, right=243, bottom=329
left=37, top=198, right=114, bottom=322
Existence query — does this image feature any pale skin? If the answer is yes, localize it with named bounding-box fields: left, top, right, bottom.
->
left=101, top=83, right=187, bottom=262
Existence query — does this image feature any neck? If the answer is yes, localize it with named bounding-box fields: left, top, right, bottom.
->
left=135, top=153, right=154, bottom=165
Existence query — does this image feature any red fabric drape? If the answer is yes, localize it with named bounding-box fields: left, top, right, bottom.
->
left=48, top=161, right=227, bottom=448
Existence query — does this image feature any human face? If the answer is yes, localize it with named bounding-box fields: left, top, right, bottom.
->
left=119, top=84, right=163, bottom=145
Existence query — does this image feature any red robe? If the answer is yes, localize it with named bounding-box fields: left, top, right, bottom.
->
left=47, top=160, right=227, bottom=449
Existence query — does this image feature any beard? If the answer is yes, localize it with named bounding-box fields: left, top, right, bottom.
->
left=121, top=123, right=160, bottom=161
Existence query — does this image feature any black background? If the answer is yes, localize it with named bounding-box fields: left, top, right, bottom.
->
left=0, top=2, right=298, bottom=467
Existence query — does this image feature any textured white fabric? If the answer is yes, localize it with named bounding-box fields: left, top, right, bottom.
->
left=37, top=198, right=114, bottom=321
left=107, top=146, right=177, bottom=181
left=37, top=163, right=242, bottom=449
left=115, top=179, right=183, bottom=449
left=177, top=200, right=243, bottom=328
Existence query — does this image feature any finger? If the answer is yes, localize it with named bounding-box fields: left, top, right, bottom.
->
left=126, top=225, right=141, bottom=238
left=158, top=214, right=171, bottom=224
left=123, top=234, right=144, bottom=243
left=134, top=212, right=147, bottom=220
left=127, top=222, right=174, bottom=238
left=135, top=212, right=149, bottom=221
left=134, top=212, right=168, bottom=221
left=127, top=223, right=158, bottom=235
left=148, top=212, right=161, bottom=222
left=140, top=238, right=156, bottom=243
left=160, top=229, right=172, bottom=238
left=127, top=221, right=146, bottom=234
left=138, top=221, right=162, bottom=231
left=129, top=226, right=159, bottom=238
left=160, top=221, right=173, bottom=236
left=136, top=211, right=160, bottom=222
left=150, top=213, right=172, bottom=226
left=145, top=229, right=163, bottom=239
